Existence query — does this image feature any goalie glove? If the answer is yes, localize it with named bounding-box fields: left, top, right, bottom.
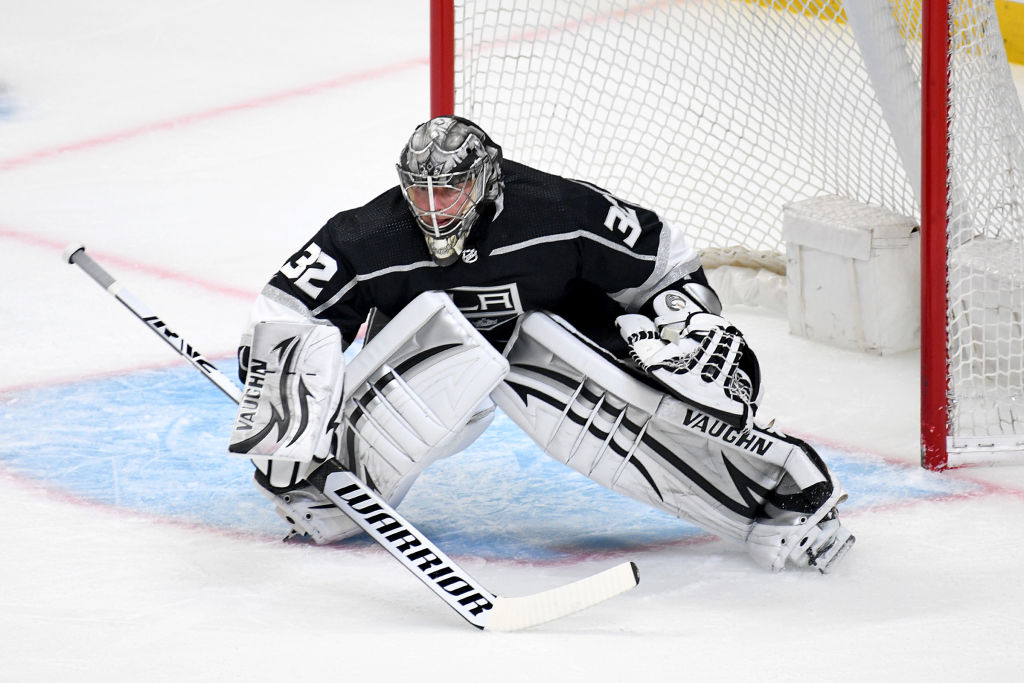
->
left=616, top=288, right=761, bottom=431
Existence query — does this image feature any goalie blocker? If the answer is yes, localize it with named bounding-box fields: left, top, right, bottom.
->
left=228, top=321, right=344, bottom=462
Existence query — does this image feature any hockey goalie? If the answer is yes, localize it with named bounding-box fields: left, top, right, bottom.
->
left=228, top=115, right=854, bottom=573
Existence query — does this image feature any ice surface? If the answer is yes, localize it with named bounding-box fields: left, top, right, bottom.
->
left=2, top=3, right=1024, bottom=681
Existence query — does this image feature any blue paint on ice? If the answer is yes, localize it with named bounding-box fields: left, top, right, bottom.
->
left=0, top=362, right=981, bottom=561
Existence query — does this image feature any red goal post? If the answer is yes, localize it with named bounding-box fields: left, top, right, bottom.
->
left=430, top=0, right=1024, bottom=471
left=920, top=2, right=951, bottom=471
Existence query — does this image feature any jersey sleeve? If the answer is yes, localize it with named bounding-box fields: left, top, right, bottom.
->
left=570, top=180, right=703, bottom=312
left=253, top=224, right=370, bottom=348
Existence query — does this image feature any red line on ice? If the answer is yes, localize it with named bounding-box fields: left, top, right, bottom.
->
left=0, top=226, right=255, bottom=300
left=0, top=57, right=425, bottom=173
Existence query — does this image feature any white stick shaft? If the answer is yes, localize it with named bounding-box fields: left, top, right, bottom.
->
left=64, top=244, right=243, bottom=404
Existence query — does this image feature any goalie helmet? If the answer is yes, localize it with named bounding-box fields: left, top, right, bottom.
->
left=397, top=116, right=503, bottom=266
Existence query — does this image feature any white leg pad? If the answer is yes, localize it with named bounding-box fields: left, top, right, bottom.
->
left=336, top=291, right=508, bottom=507
left=493, top=313, right=842, bottom=561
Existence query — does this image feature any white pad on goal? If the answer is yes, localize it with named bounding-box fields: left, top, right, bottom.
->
left=228, top=321, right=344, bottom=462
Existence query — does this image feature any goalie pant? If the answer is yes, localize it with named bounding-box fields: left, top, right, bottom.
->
left=492, top=312, right=848, bottom=572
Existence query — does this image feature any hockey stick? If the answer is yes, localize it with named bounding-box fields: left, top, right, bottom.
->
left=64, top=243, right=639, bottom=631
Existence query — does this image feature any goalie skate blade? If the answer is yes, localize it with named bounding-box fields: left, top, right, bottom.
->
left=814, top=533, right=856, bottom=574
left=483, top=561, right=639, bottom=632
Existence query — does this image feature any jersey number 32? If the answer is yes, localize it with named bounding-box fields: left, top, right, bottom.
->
left=279, top=242, right=338, bottom=298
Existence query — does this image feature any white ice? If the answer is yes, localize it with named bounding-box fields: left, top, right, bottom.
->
left=2, top=3, right=1024, bottom=681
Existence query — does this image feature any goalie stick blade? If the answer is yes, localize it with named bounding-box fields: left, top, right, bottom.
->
left=483, top=561, right=639, bottom=632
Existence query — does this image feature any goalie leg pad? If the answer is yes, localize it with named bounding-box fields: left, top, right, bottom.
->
left=494, top=312, right=849, bottom=570
left=335, top=291, right=508, bottom=508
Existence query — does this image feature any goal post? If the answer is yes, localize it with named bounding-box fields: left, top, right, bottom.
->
left=430, top=0, right=1024, bottom=471
left=430, top=0, right=456, bottom=118
left=920, top=1, right=951, bottom=471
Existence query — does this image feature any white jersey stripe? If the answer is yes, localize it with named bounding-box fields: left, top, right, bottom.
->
left=489, top=230, right=658, bottom=261
left=311, top=259, right=439, bottom=316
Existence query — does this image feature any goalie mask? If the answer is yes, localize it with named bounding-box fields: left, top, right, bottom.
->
left=397, top=116, right=503, bottom=266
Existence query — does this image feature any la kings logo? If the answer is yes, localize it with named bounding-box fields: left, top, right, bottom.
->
left=447, top=283, right=523, bottom=331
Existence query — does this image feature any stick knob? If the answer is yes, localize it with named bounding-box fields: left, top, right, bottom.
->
left=62, top=243, right=86, bottom=264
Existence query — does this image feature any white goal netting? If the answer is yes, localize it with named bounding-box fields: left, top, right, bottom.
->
left=446, top=0, right=1024, bottom=466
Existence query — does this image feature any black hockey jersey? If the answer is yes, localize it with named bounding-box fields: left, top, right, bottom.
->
left=261, top=160, right=702, bottom=355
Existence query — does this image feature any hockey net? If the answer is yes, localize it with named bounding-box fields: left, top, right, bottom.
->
left=431, top=0, right=1024, bottom=469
